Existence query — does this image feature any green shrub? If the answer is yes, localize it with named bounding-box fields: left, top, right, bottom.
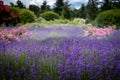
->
left=8, top=7, right=36, bottom=24
left=53, top=19, right=69, bottom=24
left=40, top=11, right=60, bottom=21
left=8, top=6, right=20, bottom=12
left=73, top=18, right=86, bottom=25
left=36, top=17, right=46, bottom=22
left=19, top=9, right=36, bottom=24
left=93, top=9, right=120, bottom=29
left=24, top=22, right=44, bottom=28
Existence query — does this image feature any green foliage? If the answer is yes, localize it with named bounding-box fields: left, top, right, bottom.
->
left=54, top=0, right=64, bottom=15
left=29, top=5, right=41, bottom=17
left=54, top=19, right=69, bottom=24
left=8, top=6, right=20, bottom=12
left=40, top=11, right=60, bottom=21
left=70, top=5, right=87, bottom=20
left=16, top=0, right=26, bottom=8
left=41, top=0, right=50, bottom=13
left=73, top=18, right=86, bottom=25
left=100, top=0, right=120, bottom=11
left=24, top=22, right=44, bottom=28
left=24, top=18, right=89, bottom=28
left=86, top=0, right=98, bottom=22
left=19, top=9, right=36, bottom=24
left=36, top=17, right=46, bottom=22
left=79, top=4, right=86, bottom=19
left=62, top=1, right=71, bottom=19
left=93, top=9, right=120, bottom=29
left=10, top=2, right=15, bottom=7
left=8, top=7, right=36, bottom=24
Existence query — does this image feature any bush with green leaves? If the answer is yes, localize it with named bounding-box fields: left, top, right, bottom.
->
left=8, top=6, right=20, bottom=12
left=93, top=9, right=120, bottom=29
left=24, top=22, right=44, bottom=28
left=19, top=9, right=36, bottom=24
left=25, top=18, right=89, bottom=28
left=8, top=7, right=36, bottom=24
left=40, top=11, right=60, bottom=21
left=36, top=17, right=46, bottom=22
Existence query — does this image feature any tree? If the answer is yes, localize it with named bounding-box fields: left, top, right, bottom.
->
left=62, top=0, right=71, bottom=19
left=112, top=0, right=120, bottom=9
left=79, top=4, right=86, bottom=19
left=10, top=2, right=15, bottom=7
left=41, top=0, right=50, bottom=13
left=101, top=0, right=112, bottom=11
left=86, top=0, right=98, bottom=22
left=29, top=5, right=41, bottom=17
left=54, top=0, right=64, bottom=15
left=16, top=0, right=25, bottom=8
left=100, top=0, right=120, bottom=11
left=69, top=9, right=80, bottom=19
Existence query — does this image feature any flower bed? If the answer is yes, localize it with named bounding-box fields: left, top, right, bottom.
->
left=83, top=25, right=116, bottom=39
left=0, top=26, right=30, bottom=43
left=0, top=26, right=120, bottom=80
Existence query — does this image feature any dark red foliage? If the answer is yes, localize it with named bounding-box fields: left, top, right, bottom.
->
left=0, top=0, right=19, bottom=26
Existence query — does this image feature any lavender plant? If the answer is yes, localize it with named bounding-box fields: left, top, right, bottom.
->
left=0, top=26, right=120, bottom=80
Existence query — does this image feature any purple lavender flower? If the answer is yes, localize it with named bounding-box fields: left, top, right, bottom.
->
left=0, top=26, right=120, bottom=80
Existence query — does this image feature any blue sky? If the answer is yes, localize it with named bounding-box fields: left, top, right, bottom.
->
left=3, top=0, right=88, bottom=9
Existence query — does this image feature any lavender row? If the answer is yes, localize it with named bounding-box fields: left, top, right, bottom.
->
left=0, top=29, right=120, bottom=80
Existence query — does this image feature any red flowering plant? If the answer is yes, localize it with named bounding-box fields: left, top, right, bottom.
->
left=0, top=0, right=19, bottom=26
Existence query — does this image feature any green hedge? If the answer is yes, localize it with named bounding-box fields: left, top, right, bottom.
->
left=93, top=9, right=120, bottom=29
left=8, top=6, right=20, bottom=12
left=8, top=7, right=36, bottom=24
left=19, top=9, right=36, bottom=24
left=40, top=11, right=60, bottom=21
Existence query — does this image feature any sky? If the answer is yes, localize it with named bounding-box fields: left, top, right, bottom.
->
left=3, top=0, right=88, bottom=9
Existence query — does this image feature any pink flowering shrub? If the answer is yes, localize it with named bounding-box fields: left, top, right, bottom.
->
left=84, top=25, right=116, bottom=39
left=0, top=26, right=30, bottom=43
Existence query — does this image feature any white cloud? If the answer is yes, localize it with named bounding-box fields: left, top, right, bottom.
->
left=70, top=0, right=88, bottom=3
left=47, top=0, right=55, bottom=6
left=29, top=0, right=37, bottom=5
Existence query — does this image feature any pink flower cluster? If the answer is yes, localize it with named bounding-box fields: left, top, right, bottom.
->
left=0, top=27, right=30, bottom=43
left=84, top=26, right=116, bottom=39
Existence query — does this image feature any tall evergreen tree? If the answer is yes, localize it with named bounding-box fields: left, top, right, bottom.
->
left=54, top=0, right=64, bottom=15
left=100, top=0, right=120, bottom=11
left=16, top=0, right=25, bottom=8
left=101, top=0, right=112, bottom=11
left=10, top=2, right=15, bottom=7
left=113, top=0, right=120, bottom=9
left=29, top=5, right=41, bottom=17
left=62, top=0, right=71, bottom=19
left=86, top=0, right=98, bottom=22
left=41, top=0, right=50, bottom=13
left=79, top=4, right=86, bottom=19
left=70, top=9, right=79, bottom=19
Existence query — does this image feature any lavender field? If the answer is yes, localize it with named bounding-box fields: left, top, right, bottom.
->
left=0, top=26, right=120, bottom=80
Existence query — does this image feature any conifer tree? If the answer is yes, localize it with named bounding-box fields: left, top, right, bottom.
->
left=86, top=0, right=98, bottom=22
left=29, top=5, right=40, bottom=17
left=16, top=0, right=26, bottom=8
left=79, top=4, right=86, bottom=19
left=62, top=0, right=71, bottom=19
left=41, top=0, right=50, bottom=13
left=54, top=0, right=64, bottom=15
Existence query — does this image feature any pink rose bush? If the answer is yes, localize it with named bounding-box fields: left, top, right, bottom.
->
left=0, top=26, right=30, bottom=43
left=84, top=26, right=116, bottom=39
